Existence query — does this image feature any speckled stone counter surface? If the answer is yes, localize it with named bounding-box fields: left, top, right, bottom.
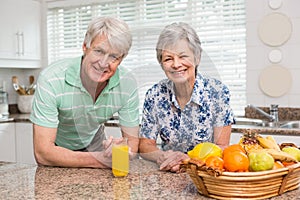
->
left=1, top=159, right=299, bottom=200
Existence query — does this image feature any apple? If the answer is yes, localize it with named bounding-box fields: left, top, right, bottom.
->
left=282, top=147, right=300, bottom=162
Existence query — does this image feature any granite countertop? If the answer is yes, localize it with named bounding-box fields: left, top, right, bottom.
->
left=0, top=113, right=31, bottom=123
left=0, top=159, right=299, bottom=200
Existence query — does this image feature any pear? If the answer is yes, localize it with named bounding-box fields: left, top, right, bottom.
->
left=282, top=147, right=300, bottom=162
left=248, top=151, right=274, bottom=172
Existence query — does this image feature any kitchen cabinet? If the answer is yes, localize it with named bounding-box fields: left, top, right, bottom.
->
left=0, top=0, right=41, bottom=68
left=105, top=126, right=122, bottom=138
left=0, top=123, right=16, bottom=162
left=15, top=122, right=36, bottom=164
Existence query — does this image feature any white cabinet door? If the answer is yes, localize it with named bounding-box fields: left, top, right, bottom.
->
left=0, top=123, right=16, bottom=162
left=230, top=132, right=242, bottom=145
left=15, top=122, right=36, bottom=164
left=0, top=0, right=41, bottom=68
left=105, top=126, right=122, bottom=138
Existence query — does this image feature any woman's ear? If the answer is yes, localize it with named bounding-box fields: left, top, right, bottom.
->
left=195, top=57, right=201, bottom=67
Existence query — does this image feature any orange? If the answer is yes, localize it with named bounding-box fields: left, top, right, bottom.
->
left=223, top=151, right=249, bottom=172
left=282, top=161, right=296, bottom=167
left=223, top=144, right=246, bottom=156
left=205, top=156, right=224, bottom=170
left=272, top=161, right=284, bottom=170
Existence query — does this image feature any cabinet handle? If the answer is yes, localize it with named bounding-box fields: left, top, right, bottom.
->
left=15, top=32, right=24, bottom=56
left=20, top=32, right=24, bottom=56
left=16, top=32, right=20, bottom=55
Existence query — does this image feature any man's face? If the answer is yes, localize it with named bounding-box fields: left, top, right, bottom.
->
left=82, top=34, right=123, bottom=83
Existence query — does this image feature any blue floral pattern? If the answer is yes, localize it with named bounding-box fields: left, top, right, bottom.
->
left=140, top=73, right=234, bottom=153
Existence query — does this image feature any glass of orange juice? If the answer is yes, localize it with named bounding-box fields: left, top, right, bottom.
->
left=112, top=137, right=129, bottom=177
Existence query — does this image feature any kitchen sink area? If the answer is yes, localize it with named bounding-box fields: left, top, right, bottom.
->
left=231, top=117, right=300, bottom=146
left=230, top=105, right=300, bottom=146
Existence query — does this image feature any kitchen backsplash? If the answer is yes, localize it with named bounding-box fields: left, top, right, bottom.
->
left=0, top=68, right=41, bottom=104
left=245, top=106, right=300, bottom=121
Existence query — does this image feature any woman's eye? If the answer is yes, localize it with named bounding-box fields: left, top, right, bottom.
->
left=163, top=58, right=172, bottom=62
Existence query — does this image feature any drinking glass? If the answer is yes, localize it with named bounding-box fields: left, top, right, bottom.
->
left=112, top=137, right=129, bottom=177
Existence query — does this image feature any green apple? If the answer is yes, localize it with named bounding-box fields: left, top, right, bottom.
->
left=282, top=147, right=300, bottom=162
left=248, top=151, right=274, bottom=172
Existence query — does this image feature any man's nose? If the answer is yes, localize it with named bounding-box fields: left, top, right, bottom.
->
left=98, top=54, right=110, bottom=67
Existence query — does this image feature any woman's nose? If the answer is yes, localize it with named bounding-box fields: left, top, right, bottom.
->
left=173, top=56, right=182, bottom=68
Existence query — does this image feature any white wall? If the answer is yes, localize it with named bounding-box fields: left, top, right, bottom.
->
left=246, top=0, right=300, bottom=108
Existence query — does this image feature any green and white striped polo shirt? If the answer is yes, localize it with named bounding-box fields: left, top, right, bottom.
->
left=30, top=57, right=139, bottom=150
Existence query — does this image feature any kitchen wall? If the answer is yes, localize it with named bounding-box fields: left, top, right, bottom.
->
left=246, top=0, right=300, bottom=108
left=0, top=0, right=48, bottom=105
left=1, top=0, right=300, bottom=109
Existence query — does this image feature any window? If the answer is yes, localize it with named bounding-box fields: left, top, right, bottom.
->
left=47, top=0, right=246, bottom=116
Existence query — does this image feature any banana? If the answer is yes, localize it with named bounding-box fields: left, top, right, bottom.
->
left=266, top=136, right=281, bottom=151
left=256, top=135, right=280, bottom=150
left=250, top=149, right=297, bottom=163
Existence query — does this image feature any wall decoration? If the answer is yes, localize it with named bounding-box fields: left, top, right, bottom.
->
left=258, top=12, right=292, bottom=46
left=259, top=65, right=292, bottom=97
left=268, top=0, right=283, bottom=10
left=268, top=49, right=282, bottom=63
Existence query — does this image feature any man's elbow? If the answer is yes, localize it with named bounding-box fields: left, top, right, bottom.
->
left=34, top=148, right=51, bottom=166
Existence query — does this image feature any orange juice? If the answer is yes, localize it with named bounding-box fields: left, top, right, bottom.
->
left=112, top=138, right=129, bottom=177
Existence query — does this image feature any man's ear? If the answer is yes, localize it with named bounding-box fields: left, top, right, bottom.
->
left=82, top=43, right=87, bottom=52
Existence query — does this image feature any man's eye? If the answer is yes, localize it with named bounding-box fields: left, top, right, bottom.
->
left=94, top=49, right=104, bottom=55
left=110, top=55, right=118, bottom=60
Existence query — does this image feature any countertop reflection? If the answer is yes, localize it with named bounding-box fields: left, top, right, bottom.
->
left=1, top=159, right=299, bottom=200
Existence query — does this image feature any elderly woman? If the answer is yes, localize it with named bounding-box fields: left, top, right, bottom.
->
left=139, top=22, right=234, bottom=172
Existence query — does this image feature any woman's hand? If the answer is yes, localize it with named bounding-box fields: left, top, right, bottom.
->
left=157, top=150, right=189, bottom=173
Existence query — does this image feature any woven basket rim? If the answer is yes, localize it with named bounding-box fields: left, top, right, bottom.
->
left=221, top=162, right=300, bottom=176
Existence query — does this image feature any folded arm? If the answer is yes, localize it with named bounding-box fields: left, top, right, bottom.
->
left=33, top=124, right=111, bottom=168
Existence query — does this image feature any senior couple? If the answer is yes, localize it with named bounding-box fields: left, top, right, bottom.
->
left=30, top=16, right=234, bottom=173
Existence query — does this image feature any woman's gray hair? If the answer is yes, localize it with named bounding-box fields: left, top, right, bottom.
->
left=156, top=22, right=202, bottom=66
left=83, top=16, right=132, bottom=57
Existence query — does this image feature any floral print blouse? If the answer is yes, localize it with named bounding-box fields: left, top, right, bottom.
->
left=140, top=73, right=234, bottom=153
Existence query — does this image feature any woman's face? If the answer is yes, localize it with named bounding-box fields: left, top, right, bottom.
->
left=81, top=34, right=123, bottom=83
left=161, top=39, right=196, bottom=84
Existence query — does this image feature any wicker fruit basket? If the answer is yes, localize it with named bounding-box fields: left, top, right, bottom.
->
left=182, top=161, right=300, bottom=200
